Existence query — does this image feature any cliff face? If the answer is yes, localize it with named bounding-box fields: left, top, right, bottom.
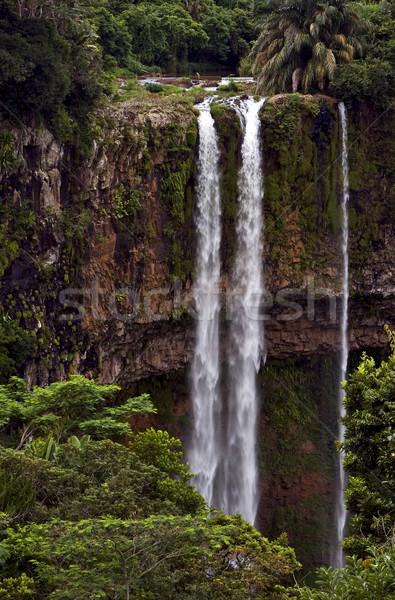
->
left=0, top=94, right=393, bottom=384
left=0, top=97, right=199, bottom=385
left=0, top=92, right=394, bottom=568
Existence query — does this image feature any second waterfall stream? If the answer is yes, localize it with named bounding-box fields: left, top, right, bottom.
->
left=332, top=101, right=350, bottom=567
left=189, top=97, right=265, bottom=524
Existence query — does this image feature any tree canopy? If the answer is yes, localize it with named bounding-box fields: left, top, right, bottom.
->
left=298, top=328, right=395, bottom=599
left=0, top=375, right=300, bottom=599
left=340, top=326, right=395, bottom=557
left=251, top=0, right=366, bottom=94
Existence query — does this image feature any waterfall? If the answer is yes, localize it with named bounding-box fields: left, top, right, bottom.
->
left=189, top=97, right=265, bottom=525
left=188, top=99, right=222, bottom=507
left=334, top=101, right=349, bottom=567
left=222, top=98, right=266, bottom=524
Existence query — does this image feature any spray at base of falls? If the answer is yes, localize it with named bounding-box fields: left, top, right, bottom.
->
left=188, top=98, right=222, bottom=508
left=333, top=101, right=349, bottom=568
left=189, top=97, right=265, bottom=526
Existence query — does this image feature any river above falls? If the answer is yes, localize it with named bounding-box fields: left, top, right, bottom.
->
left=136, top=75, right=255, bottom=91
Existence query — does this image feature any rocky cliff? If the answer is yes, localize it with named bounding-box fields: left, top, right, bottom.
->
left=0, top=92, right=394, bottom=569
left=1, top=93, right=393, bottom=384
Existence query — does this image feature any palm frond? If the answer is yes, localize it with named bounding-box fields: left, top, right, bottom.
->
left=253, top=0, right=364, bottom=95
left=267, top=37, right=285, bottom=58
left=313, top=41, right=327, bottom=62
left=336, top=49, right=352, bottom=63
left=324, top=48, right=336, bottom=79
left=294, top=32, right=312, bottom=51
left=302, top=59, right=316, bottom=91
left=310, top=21, right=319, bottom=39
left=333, top=33, right=346, bottom=46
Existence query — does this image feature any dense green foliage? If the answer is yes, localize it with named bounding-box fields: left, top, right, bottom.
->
left=299, top=329, right=395, bottom=598
left=0, top=376, right=300, bottom=599
left=0, top=0, right=257, bottom=136
left=0, top=375, right=154, bottom=448
left=0, top=514, right=300, bottom=599
left=2, top=346, right=393, bottom=598
left=251, top=0, right=394, bottom=105
left=251, top=0, right=365, bottom=94
left=0, top=0, right=103, bottom=139
left=0, top=313, right=35, bottom=384
left=330, top=0, right=395, bottom=107
left=0, top=0, right=392, bottom=134
left=299, top=546, right=395, bottom=599
left=340, top=327, right=395, bottom=557
left=96, top=0, right=256, bottom=72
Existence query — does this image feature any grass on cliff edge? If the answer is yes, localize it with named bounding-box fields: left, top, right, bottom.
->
left=112, top=77, right=257, bottom=107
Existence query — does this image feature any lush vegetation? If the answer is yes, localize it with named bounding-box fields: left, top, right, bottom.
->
left=299, top=546, right=395, bottom=599
left=0, top=0, right=392, bottom=143
left=0, top=334, right=394, bottom=598
left=0, top=0, right=257, bottom=136
left=0, top=313, right=35, bottom=385
left=0, top=375, right=301, bottom=599
left=330, top=0, right=395, bottom=107
left=341, top=326, right=395, bottom=557
left=251, top=0, right=365, bottom=94
left=251, top=0, right=394, bottom=106
left=296, top=329, right=395, bottom=599
left=0, top=0, right=103, bottom=143
left=0, top=0, right=394, bottom=596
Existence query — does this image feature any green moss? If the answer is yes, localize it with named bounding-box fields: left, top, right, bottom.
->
left=0, top=197, right=36, bottom=281
left=0, top=131, right=20, bottom=175
left=113, top=184, right=142, bottom=220
left=145, top=222, right=156, bottom=240
left=186, top=121, right=197, bottom=147
left=58, top=207, right=92, bottom=280
left=141, top=148, right=152, bottom=177
left=161, top=161, right=191, bottom=227
left=260, top=96, right=344, bottom=283
left=210, top=103, right=242, bottom=271
left=346, top=108, right=395, bottom=271
left=158, top=115, right=198, bottom=281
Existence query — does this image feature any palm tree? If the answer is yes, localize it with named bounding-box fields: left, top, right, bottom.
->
left=251, top=0, right=366, bottom=95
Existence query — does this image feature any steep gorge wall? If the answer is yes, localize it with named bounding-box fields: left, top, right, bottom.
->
left=0, top=93, right=394, bottom=568
left=0, top=94, right=393, bottom=384
left=0, top=97, right=199, bottom=385
left=210, top=94, right=394, bottom=567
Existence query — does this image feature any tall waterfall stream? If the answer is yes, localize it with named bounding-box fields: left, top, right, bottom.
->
left=189, top=98, right=222, bottom=509
left=189, top=97, right=265, bottom=524
left=222, top=98, right=265, bottom=524
left=333, top=101, right=350, bottom=567
left=190, top=97, right=351, bottom=555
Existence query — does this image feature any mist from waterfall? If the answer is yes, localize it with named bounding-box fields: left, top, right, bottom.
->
left=188, top=99, right=222, bottom=507
left=189, top=97, right=265, bottom=525
left=333, top=101, right=349, bottom=568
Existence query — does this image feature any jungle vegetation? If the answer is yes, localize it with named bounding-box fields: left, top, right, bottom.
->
left=0, top=375, right=301, bottom=599
left=0, top=0, right=393, bottom=142
left=0, top=333, right=394, bottom=598
left=0, top=0, right=394, bottom=597
left=251, top=0, right=394, bottom=104
left=251, top=0, right=366, bottom=94
left=0, top=0, right=256, bottom=134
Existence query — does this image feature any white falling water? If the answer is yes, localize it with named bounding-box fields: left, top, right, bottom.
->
left=334, top=101, right=349, bottom=568
left=189, top=99, right=222, bottom=506
left=222, top=98, right=266, bottom=524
